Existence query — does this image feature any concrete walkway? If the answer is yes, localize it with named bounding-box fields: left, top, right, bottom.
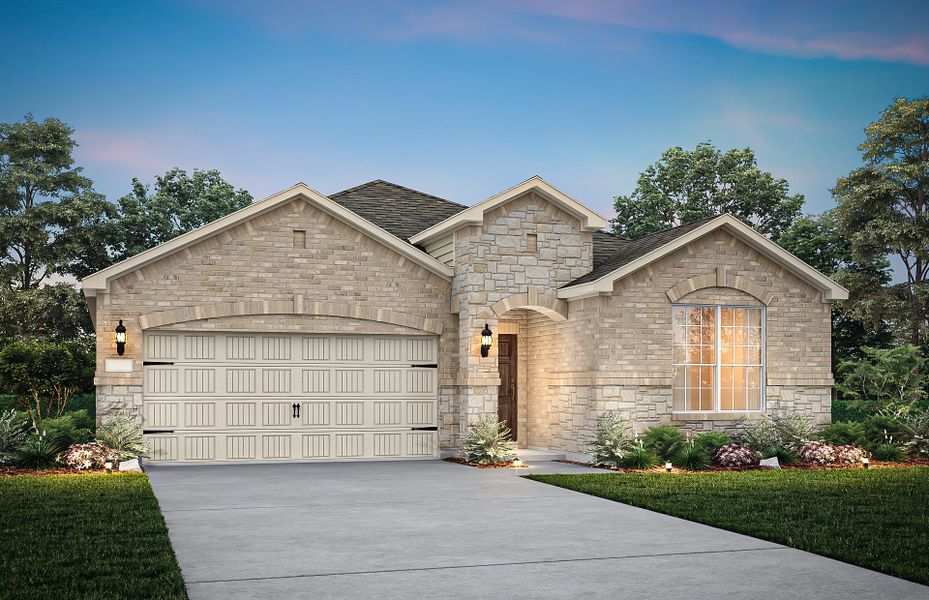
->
left=147, top=460, right=929, bottom=599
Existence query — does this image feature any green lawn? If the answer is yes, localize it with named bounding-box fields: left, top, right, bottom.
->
left=526, top=467, right=929, bottom=586
left=0, top=473, right=186, bottom=599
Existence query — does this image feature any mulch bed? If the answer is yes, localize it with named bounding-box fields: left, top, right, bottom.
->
left=0, top=466, right=108, bottom=478
left=557, top=458, right=929, bottom=473
left=443, top=457, right=528, bottom=468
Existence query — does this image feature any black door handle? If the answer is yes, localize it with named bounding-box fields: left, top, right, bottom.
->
left=292, top=402, right=301, bottom=419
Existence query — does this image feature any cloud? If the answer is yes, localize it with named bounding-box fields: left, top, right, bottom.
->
left=187, top=0, right=928, bottom=65
left=519, top=0, right=929, bottom=66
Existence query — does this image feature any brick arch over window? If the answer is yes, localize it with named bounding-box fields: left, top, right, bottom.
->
left=491, top=288, right=568, bottom=321
left=665, top=267, right=774, bottom=305
left=137, top=299, right=445, bottom=334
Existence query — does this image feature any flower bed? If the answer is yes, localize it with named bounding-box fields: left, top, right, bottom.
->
left=443, top=457, right=527, bottom=469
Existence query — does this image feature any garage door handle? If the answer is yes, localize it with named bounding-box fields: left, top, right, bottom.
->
left=410, top=426, right=437, bottom=431
left=292, top=403, right=301, bottom=419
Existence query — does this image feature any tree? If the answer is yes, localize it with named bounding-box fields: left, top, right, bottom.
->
left=612, top=143, right=803, bottom=239
left=0, top=114, right=114, bottom=289
left=0, top=283, right=94, bottom=343
left=834, top=97, right=929, bottom=348
left=112, top=168, right=253, bottom=260
left=778, top=212, right=894, bottom=368
left=0, top=339, right=94, bottom=423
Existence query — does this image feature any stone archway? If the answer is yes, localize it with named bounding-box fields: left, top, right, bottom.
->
left=490, top=287, right=568, bottom=321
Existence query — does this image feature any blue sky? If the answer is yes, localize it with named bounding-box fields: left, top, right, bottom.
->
left=2, top=0, right=928, bottom=222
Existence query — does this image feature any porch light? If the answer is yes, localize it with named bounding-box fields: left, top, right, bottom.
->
left=115, top=320, right=127, bottom=356
left=665, top=462, right=673, bottom=473
left=862, top=457, right=869, bottom=469
left=480, top=323, right=493, bottom=357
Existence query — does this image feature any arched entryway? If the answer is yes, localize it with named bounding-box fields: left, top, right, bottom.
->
left=491, top=289, right=569, bottom=448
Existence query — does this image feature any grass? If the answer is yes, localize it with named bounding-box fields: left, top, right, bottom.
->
left=0, top=473, right=186, bottom=599
left=526, top=467, right=929, bottom=585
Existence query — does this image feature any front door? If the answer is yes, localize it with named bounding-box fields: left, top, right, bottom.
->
left=497, top=334, right=517, bottom=441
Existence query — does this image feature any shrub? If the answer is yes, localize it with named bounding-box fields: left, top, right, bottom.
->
left=13, top=430, right=61, bottom=469
left=740, top=414, right=816, bottom=455
left=738, top=417, right=781, bottom=455
left=714, top=443, right=760, bottom=467
left=872, top=442, right=906, bottom=462
left=820, top=421, right=865, bottom=446
left=859, top=414, right=907, bottom=450
left=0, top=409, right=29, bottom=465
left=798, top=441, right=836, bottom=464
left=901, top=412, right=929, bottom=458
left=830, top=397, right=871, bottom=422
left=673, top=442, right=711, bottom=471
left=773, top=414, right=817, bottom=449
left=836, top=345, right=928, bottom=415
left=618, top=439, right=657, bottom=469
left=764, top=444, right=798, bottom=465
left=461, top=415, right=516, bottom=465
left=692, top=431, right=731, bottom=457
left=643, top=425, right=686, bottom=461
left=96, top=411, right=148, bottom=460
left=41, top=410, right=94, bottom=448
left=834, top=445, right=869, bottom=464
left=588, top=414, right=636, bottom=467
left=60, top=442, right=118, bottom=470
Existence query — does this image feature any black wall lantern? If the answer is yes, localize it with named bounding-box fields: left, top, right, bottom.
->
left=115, top=320, right=127, bottom=356
left=480, top=323, right=493, bottom=357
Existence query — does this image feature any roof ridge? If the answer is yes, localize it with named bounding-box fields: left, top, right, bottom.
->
left=330, top=179, right=468, bottom=209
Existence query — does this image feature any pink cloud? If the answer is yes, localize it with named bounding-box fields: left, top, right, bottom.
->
left=519, top=0, right=929, bottom=66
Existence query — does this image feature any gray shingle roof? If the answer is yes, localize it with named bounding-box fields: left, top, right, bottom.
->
left=591, top=230, right=628, bottom=268
left=565, top=217, right=719, bottom=287
left=328, top=180, right=718, bottom=288
left=329, top=180, right=467, bottom=243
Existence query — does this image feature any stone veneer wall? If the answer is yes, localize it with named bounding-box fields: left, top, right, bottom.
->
left=451, top=191, right=594, bottom=448
left=93, top=198, right=459, bottom=448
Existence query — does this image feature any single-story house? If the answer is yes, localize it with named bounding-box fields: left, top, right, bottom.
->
left=82, top=177, right=847, bottom=463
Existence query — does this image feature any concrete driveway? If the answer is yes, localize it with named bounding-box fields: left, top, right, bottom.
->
left=148, top=460, right=929, bottom=599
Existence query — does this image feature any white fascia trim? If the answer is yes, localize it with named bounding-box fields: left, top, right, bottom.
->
left=82, top=183, right=453, bottom=294
left=557, top=214, right=849, bottom=303
left=409, top=176, right=609, bottom=245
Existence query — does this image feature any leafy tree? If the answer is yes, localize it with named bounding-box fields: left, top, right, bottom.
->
left=0, top=114, right=114, bottom=289
left=112, top=168, right=253, bottom=260
left=612, top=142, right=803, bottom=239
left=0, top=283, right=94, bottom=343
left=0, top=339, right=94, bottom=423
left=834, top=97, right=929, bottom=347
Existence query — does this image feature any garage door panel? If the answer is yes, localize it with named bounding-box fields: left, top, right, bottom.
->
left=144, top=402, right=179, bottom=428
left=142, top=332, right=438, bottom=463
left=146, top=430, right=437, bottom=461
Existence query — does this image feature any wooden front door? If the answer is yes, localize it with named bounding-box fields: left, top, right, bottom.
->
left=497, top=334, right=517, bottom=441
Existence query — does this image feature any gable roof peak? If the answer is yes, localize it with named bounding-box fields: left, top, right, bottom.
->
left=409, top=176, right=609, bottom=245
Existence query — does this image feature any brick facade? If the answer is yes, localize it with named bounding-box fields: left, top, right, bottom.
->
left=91, top=187, right=837, bottom=458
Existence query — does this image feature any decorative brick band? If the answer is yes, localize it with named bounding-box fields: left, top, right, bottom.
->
left=138, top=299, right=445, bottom=335
left=665, top=267, right=775, bottom=305
left=490, top=287, right=568, bottom=321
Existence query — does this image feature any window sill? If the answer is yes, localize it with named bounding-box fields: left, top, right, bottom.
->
left=671, top=411, right=764, bottom=421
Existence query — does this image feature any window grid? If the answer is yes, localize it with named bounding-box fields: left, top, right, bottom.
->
left=672, top=304, right=765, bottom=413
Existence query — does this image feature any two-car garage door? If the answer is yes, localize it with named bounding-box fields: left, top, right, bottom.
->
left=142, top=332, right=438, bottom=463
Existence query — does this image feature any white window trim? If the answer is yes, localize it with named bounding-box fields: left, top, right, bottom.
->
left=671, top=303, right=766, bottom=414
